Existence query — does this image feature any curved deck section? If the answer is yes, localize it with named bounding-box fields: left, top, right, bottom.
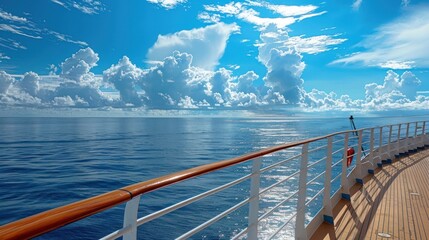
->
left=311, top=148, right=429, bottom=240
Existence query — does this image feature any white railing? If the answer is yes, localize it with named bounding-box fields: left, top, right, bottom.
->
left=1, top=121, right=428, bottom=240
left=102, top=121, right=428, bottom=240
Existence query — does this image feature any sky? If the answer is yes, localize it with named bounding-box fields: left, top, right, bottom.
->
left=0, top=0, right=428, bottom=115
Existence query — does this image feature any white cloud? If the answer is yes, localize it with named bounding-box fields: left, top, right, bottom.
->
left=333, top=6, right=429, bottom=69
left=286, top=35, right=347, bottom=54
left=365, top=70, right=421, bottom=101
left=19, top=72, right=40, bottom=97
left=1, top=47, right=428, bottom=112
left=237, top=8, right=295, bottom=29
left=0, top=71, right=14, bottom=94
left=267, top=5, right=318, bottom=17
left=197, top=12, right=221, bottom=24
left=203, top=1, right=326, bottom=29
left=0, top=9, right=28, bottom=23
left=51, top=0, right=105, bottom=14
left=0, top=24, right=42, bottom=39
left=402, top=0, right=410, bottom=7
left=204, top=2, right=243, bottom=15
left=60, top=47, right=99, bottom=83
left=0, top=53, right=10, bottom=61
left=146, top=0, right=187, bottom=9
left=104, top=56, right=144, bottom=106
left=147, top=22, right=240, bottom=70
left=50, top=31, right=88, bottom=47
left=352, top=0, right=363, bottom=10
left=0, top=38, right=26, bottom=50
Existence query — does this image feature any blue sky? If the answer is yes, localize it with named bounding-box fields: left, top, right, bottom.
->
left=0, top=0, right=428, bottom=114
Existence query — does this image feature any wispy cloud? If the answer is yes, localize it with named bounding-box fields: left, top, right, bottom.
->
left=0, top=38, right=26, bottom=50
left=286, top=34, right=347, bottom=54
left=0, top=24, right=42, bottom=39
left=49, top=31, right=88, bottom=47
left=0, top=7, right=88, bottom=50
left=352, top=0, right=363, bottom=10
left=203, top=2, right=325, bottom=29
left=146, top=0, right=187, bottom=10
left=402, top=0, right=410, bottom=7
left=0, top=53, right=10, bottom=61
left=51, top=0, right=105, bottom=14
left=332, top=6, right=429, bottom=69
left=0, top=9, right=28, bottom=23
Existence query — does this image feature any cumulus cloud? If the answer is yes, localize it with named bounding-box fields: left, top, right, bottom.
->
left=104, top=56, right=144, bottom=106
left=365, top=70, right=421, bottom=101
left=19, top=72, right=40, bottom=97
left=60, top=47, right=99, bottom=83
left=147, top=22, right=240, bottom=70
left=146, top=0, right=187, bottom=9
left=1, top=45, right=428, bottom=112
left=0, top=71, right=14, bottom=94
left=333, top=6, right=429, bottom=69
left=263, top=49, right=305, bottom=104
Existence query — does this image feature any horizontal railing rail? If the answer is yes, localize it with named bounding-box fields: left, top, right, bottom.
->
left=0, top=120, right=428, bottom=239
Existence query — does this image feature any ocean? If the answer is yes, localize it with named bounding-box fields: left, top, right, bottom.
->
left=0, top=115, right=426, bottom=239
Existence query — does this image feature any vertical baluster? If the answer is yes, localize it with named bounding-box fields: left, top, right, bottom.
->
left=295, top=143, right=309, bottom=240
left=388, top=125, right=393, bottom=161
left=369, top=128, right=375, bottom=174
left=413, top=122, right=419, bottom=150
left=423, top=121, right=427, bottom=146
left=405, top=123, right=410, bottom=153
left=355, top=130, right=363, bottom=183
left=123, top=195, right=141, bottom=240
left=341, top=133, right=350, bottom=200
left=323, top=137, right=333, bottom=224
left=396, top=124, right=401, bottom=157
left=247, top=157, right=262, bottom=240
left=377, top=127, right=383, bottom=168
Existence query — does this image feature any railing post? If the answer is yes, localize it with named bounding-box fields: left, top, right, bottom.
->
left=341, top=132, right=350, bottom=200
left=323, top=137, right=333, bottom=224
left=396, top=124, right=401, bottom=156
left=123, top=195, right=141, bottom=240
left=414, top=122, right=418, bottom=149
left=377, top=127, right=383, bottom=168
left=422, top=122, right=427, bottom=147
left=369, top=128, right=375, bottom=174
left=295, top=143, right=309, bottom=240
left=355, top=130, right=363, bottom=183
left=388, top=125, right=393, bottom=160
left=405, top=123, right=410, bottom=153
left=247, top=157, right=262, bottom=240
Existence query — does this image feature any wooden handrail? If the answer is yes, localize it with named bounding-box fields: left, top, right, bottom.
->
left=0, top=121, right=424, bottom=239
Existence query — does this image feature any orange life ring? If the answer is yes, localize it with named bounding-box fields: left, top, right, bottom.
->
left=347, top=147, right=355, bottom=167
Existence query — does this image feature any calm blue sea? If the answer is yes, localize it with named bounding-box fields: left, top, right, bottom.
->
left=0, top=115, right=426, bottom=239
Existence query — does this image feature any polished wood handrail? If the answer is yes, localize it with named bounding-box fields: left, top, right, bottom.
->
left=0, top=121, right=424, bottom=239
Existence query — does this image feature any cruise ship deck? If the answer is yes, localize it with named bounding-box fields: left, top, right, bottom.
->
left=312, top=148, right=429, bottom=240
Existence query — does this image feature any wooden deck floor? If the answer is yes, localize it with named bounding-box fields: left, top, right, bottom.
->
left=311, top=148, right=429, bottom=240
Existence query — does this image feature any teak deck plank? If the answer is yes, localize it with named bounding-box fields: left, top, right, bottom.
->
left=311, top=148, right=429, bottom=240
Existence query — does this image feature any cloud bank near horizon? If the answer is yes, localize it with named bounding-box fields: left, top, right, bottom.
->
left=1, top=41, right=427, bottom=112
